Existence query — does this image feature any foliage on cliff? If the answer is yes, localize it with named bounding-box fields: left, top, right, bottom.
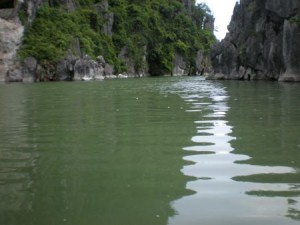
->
left=19, top=0, right=216, bottom=75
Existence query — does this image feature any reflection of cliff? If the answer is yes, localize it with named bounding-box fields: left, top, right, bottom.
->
left=0, top=80, right=194, bottom=225
left=227, top=81, right=300, bottom=221
left=0, top=85, right=37, bottom=222
left=227, top=82, right=300, bottom=174
left=169, top=78, right=300, bottom=224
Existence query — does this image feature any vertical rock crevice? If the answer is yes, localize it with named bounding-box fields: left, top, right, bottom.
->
left=210, top=0, right=300, bottom=81
left=1, top=0, right=215, bottom=82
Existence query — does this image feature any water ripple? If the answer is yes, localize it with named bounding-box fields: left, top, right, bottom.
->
left=168, top=78, right=300, bottom=225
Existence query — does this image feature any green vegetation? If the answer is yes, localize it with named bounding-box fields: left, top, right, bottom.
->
left=289, top=15, right=300, bottom=25
left=19, top=0, right=216, bottom=75
left=19, top=4, right=123, bottom=72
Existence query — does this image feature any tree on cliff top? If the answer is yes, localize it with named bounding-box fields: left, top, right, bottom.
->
left=19, top=0, right=215, bottom=76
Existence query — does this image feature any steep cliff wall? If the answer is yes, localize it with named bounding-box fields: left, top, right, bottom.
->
left=0, top=1, right=21, bottom=82
left=0, top=17, right=23, bottom=82
left=0, top=0, right=44, bottom=82
left=0, top=0, right=215, bottom=82
left=210, top=0, right=300, bottom=81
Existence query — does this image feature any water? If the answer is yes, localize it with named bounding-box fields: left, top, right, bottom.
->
left=0, top=77, right=299, bottom=225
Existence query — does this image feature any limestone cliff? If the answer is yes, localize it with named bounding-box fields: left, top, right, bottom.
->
left=0, top=0, right=44, bottom=82
left=210, top=0, right=300, bottom=81
left=0, top=1, right=21, bottom=82
left=0, top=17, right=23, bottom=82
left=0, top=0, right=215, bottom=82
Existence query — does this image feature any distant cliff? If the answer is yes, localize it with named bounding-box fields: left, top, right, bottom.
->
left=210, top=0, right=300, bottom=81
left=0, top=0, right=215, bottom=82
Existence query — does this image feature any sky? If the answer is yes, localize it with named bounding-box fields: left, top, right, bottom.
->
left=196, top=0, right=238, bottom=40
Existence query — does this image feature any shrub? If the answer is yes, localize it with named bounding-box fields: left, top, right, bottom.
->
left=19, top=0, right=216, bottom=75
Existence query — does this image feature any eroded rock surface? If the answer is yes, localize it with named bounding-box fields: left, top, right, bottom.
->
left=210, top=0, right=300, bottom=81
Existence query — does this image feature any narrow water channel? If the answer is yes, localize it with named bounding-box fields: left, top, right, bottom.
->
left=0, top=77, right=299, bottom=225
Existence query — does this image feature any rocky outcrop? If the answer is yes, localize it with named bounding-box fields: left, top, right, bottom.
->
left=172, top=50, right=212, bottom=76
left=172, top=53, right=187, bottom=76
left=73, top=55, right=105, bottom=81
left=195, top=50, right=212, bottom=75
left=0, top=0, right=45, bottom=82
left=280, top=17, right=300, bottom=81
left=118, top=46, right=148, bottom=77
left=0, top=0, right=213, bottom=82
left=11, top=53, right=120, bottom=82
left=65, top=54, right=127, bottom=81
left=0, top=17, right=24, bottom=82
left=96, top=0, right=114, bottom=36
left=210, top=0, right=300, bottom=81
left=25, top=0, right=44, bottom=23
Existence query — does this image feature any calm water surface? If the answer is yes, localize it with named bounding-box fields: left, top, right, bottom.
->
left=0, top=77, right=299, bottom=225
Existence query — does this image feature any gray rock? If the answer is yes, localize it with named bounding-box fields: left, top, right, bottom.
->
left=206, top=73, right=226, bottom=80
left=74, top=56, right=104, bottom=81
left=23, top=56, right=37, bottom=71
left=26, top=0, right=44, bottom=23
left=195, top=50, right=203, bottom=74
left=103, top=12, right=114, bottom=36
left=104, top=75, right=117, bottom=79
left=265, top=0, right=300, bottom=18
left=65, top=0, right=75, bottom=12
left=22, top=56, right=37, bottom=81
left=117, top=73, right=128, bottom=79
left=56, top=56, right=75, bottom=81
left=281, top=19, right=300, bottom=81
left=0, top=17, right=24, bottom=82
left=118, top=46, right=135, bottom=75
left=97, top=55, right=106, bottom=66
left=6, top=67, right=23, bottom=82
left=96, top=0, right=114, bottom=36
left=210, top=0, right=300, bottom=82
left=172, top=53, right=187, bottom=76
left=211, top=37, right=239, bottom=76
left=104, top=63, right=114, bottom=76
left=54, top=54, right=109, bottom=81
left=118, top=46, right=148, bottom=77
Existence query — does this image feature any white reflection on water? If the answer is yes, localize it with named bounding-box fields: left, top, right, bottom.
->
left=167, top=78, right=300, bottom=225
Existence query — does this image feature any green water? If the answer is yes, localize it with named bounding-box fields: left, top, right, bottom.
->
left=0, top=77, right=299, bottom=225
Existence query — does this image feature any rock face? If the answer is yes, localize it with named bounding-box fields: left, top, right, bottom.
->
left=210, top=0, right=300, bottom=81
left=0, top=0, right=45, bottom=82
left=0, top=0, right=213, bottom=82
left=172, top=53, right=187, bottom=76
left=73, top=55, right=105, bottom=81
left=0, top=17, right=24, bottom=82
left=55, top=55, right=118, bottom=81
left=96, top=0, right=114, bottom=36
left=25, top=0, right=44, bottom=23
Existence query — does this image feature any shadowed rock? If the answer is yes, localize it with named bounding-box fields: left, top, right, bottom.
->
left=210, top=0, right=300, bottom=82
